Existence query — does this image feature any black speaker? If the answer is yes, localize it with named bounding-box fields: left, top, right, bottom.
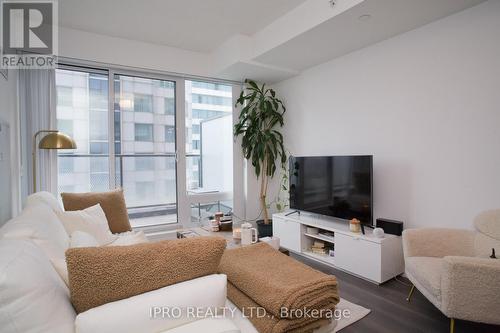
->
left=376, top=218, right=403, bottom=236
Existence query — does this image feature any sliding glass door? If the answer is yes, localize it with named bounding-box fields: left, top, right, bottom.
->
left=55, top=63, right=239, bottom=229
left=113, top=74, right=178, bottom=227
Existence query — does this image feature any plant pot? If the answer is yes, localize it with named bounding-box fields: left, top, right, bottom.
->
left=256, top=219, right=273, bottom=238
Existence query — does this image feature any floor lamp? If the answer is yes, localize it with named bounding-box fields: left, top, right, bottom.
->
left=32, top=130, right=77, bottom=193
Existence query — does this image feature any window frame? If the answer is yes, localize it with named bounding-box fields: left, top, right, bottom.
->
left=56, top=60, right=243, bottom=232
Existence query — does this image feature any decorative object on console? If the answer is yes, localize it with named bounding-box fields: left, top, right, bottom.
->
left=210, top=218, right=220, bottom=232
left=491, top=248, right=497, bottom=259
left=376, top=218, right=403, bottom=236
left=214, top=212, right=224, bottom=224
left=373, top=227, right=385, bottom=238
left=240, top=223, right=258, bottom=245
left=233, top=79, right=287, bottom=237
left=219, top=220, right=233, bottom=231
left=349, top=218, right=361, bottom=233
left=32, top=130, right=76, bottom=192
left=61, top=188, right=132, bottom=234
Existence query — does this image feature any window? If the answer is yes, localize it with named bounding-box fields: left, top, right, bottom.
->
left=134, top=94, right=153, bottom=112
left=90, top=111, right=108, bottom=141
left=56, top=69, right=110, bottom=196
left=90, top=142, right=108, bottom=154
left=165, top=125, right=175, bottom=143
left=136, top=181, right=155, bottom=199
left=89, top=75, right=108, bottom=109
left=135, top=157, right=155, bottom=171
left=192, top=124, right=200, bottom=134
left=58, top=156, right=74, bottom=173
left=164, top=97, right=175, bottom=115
left=135, top=123, right=153, bottom=142
left=57, top=119, right=74, bottom=138
left=57, top=86, right=73, bottom=106
left=57, top=66, right=236, bottom=229
left=115, top=74, right=177, bottom=222
left=191, top=81, right=232, bottom=92
left=192, top=94, right=232, bottom=106
left=185, top=80, right=233, bottom=198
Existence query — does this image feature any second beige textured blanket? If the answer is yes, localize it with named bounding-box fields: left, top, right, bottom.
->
left=219, top=242, right=340, bottom=319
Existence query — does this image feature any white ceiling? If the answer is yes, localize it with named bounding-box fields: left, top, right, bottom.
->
left=59, top=0, right=306, bottom=52
left=58, top=0, right=487, bottom=83
left=254, top=0, right=486, bottom=71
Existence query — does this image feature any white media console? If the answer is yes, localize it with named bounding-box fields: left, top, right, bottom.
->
left=273, top=212, right=404, bottom=284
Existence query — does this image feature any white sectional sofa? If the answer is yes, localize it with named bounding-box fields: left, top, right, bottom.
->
left=0, top=192, right=245, bottom=333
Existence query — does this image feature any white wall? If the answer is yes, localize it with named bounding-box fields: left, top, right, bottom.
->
left=0, top=70, right=20, bottom=225
left=273, top=1, right=500, bottom=229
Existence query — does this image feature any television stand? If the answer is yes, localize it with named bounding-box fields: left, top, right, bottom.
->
left=284, top=210, right=301, bottom=217
left=272, top=212, right=404, bottom=284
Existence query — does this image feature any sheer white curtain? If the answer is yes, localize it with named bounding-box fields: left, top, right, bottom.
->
left=19, top=69, right=57, bottom=195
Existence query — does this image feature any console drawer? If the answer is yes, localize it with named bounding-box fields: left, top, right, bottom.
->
left=334, top=233, right=381, bottom=283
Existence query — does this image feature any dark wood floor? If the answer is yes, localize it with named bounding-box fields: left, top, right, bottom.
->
left=293, top=254, right=500, bottom=333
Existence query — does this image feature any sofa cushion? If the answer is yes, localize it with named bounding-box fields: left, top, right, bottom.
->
left=75, top=274, right=228, bottom=333
left=0, top=239, right=76, bottom=333
left=56, top=204, right=117, bottom=245
left=405, top=257, right=443, bottom=300
left=61, top=188, right=132, bottom=233
left=66, top=236, right=227, bottom=313
left=25, top=191, right=63, bottom=212
left=0, top=203, right=69, bottom=260
left=165, top=318, right=240, bottom=333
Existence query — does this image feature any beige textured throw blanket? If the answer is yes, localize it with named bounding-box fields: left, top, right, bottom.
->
left=219, top=243, right=339, bottom=333
left=228, top=282, right=334, bottom=333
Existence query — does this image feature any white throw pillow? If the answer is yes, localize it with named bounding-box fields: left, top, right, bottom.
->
left=50, top=231, right=99, bottom=287
left=50, top=258, right=69, bottom=287
left=108, top=230, right=149, bottom=246
left=70, top=230, right=100, bottom=248
left=56, top=204, right=117, bottom=245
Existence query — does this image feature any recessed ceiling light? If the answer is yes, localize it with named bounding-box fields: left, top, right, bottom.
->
left=358, top=14, right=372, bottom=21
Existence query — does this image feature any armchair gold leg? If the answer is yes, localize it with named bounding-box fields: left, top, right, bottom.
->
left=450, top=318, right=455, bottom=333
left=406, top=284, right=415, bottom=302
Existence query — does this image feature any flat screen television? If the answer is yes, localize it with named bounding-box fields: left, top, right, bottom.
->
left=289, top=155, right=373, bottom=225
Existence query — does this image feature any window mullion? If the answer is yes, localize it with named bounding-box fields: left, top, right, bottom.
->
left=108, top=69, right=116, bottom=189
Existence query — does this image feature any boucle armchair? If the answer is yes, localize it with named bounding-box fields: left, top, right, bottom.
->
left=402, top=210, right=500, bottom=333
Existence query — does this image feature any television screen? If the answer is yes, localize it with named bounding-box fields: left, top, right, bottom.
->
left=289, top=155, right=373, bottom=225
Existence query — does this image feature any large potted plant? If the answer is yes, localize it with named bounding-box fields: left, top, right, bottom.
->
left=234, top=79, right=286, bottom=237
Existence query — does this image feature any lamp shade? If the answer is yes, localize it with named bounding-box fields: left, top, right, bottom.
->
left=38, top=132, right=77, bottom=149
